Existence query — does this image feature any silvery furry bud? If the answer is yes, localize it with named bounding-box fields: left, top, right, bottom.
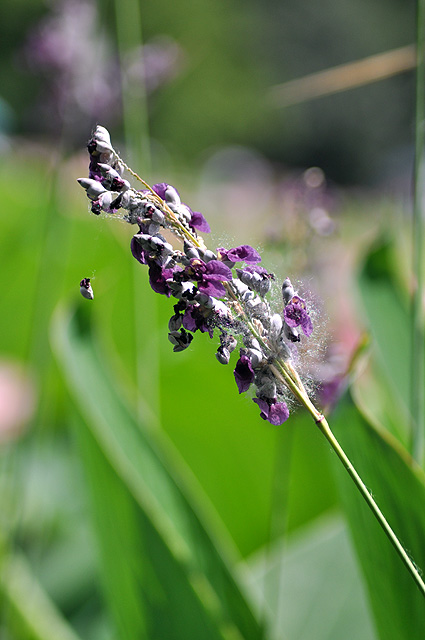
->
left=246, top=348, right=264, bottom=367
left=168, top=313, right=183, bottom=331
left=284, top=322, right=300, bottom=343
left=91, top=126, right=113, bottom=154
left=216, top=346, right=230, bottom=365
left=184, top=242, right=200, bottom=260
left=80, top=278, right=94, bottom=300
left=282, top=277, right=295, bottom=304
left=164, top=186, right=181, bottom=205
left=202, top=250, right=217, bottom=263
left=195, top=292, right=214, bottom=309
left=77, top=178, right=107, bottom=200
left=168, top=329, right=193, bottom=352
left=256, top=377, right=277, bottom=400
left=151, top=209, right=165, bottom=224
left=269, top=314, right=283, bottom=340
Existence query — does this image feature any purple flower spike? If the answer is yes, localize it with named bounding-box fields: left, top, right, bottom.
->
left=253, top=397, right=289, bottom=425
left=283, top=296, right=313, bottom=337
left=190, top=211, right=211, bottom=233
left=234, top=355, right=255, bottom=393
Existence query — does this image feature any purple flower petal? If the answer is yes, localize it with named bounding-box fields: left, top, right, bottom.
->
left=148, top=262, right=174, bottom=296
left=204, top=260, right=233, bottom=281
left=131, top=236, right=148, bottom=264
left=234, top=355, right=255, bottom=393
left=182, top=306, right=198, bottom=332
left=268, top=402, right=289, bottom=425
left=226, top=245, right=261, bottom=264
left=242, top=264, right=270, bottom=276
left=253, top=397, right=289, bottom=425
left=152, top=182, right=169, bottom=199
left=283, top=296, right=313, bottom=336
left=252, top=397, right=270, bottom=418
left=190, top=211, right=211, bottom=233
left=198, top=280, right=227, bottom=298
left=300, top=314, right=313, bottom=337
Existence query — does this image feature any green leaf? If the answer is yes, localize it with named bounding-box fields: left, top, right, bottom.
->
left=52, top=304, right=264, bottom=640
left=357, top=241, right=411, bottom=441
left=1, top=549, right=83, bottom=640
left=330, top=392, right=425, bottom=639
left=246, top=515, right=377, bottom=640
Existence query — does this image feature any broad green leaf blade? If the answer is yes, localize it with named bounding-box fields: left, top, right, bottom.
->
left=52, top=304, right=263, bottom=640
left=73, top=410, right=230, bottom=640
left=246, top=515, right=377, bottom=640
left=357, top=241, right=411, bottom=441
left=331, top=392, right=425, bottom=639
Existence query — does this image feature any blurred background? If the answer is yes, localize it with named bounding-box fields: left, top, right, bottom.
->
left=0, top=0, right=422, bottom=639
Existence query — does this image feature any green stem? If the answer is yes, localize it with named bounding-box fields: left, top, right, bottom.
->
left=268, top=360, right=425, bottom=597
left=316, top=414, right=425, bottom=599
left=411, top=0, right=425, bottom=464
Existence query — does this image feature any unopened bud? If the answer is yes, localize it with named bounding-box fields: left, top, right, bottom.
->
left=246, top=348, right=264, bottom=367
left=284, top=322, right=300, bottom=343
left=195, top=292, right=214, bottom=309
left=282, top=277, right=295, bottom=304
left=168, top=313, right=183, bottom=332
left=203, top=250, right=217, bottom=263
left=269, top=314, right=283, bottom=340
left=184, top=242, right=200, bottom=260
left=164, top=186, right=181, bottom=205
left=168, top=328, right=193, bottom=352
left=80, top=278, right=94, bottom=300
left=77, top=178, right=107, bottom=200
left=216, top=346, right=231, bottom=365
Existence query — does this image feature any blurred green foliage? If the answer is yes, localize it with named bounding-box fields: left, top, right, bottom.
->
left=0, top=0, right=418, bottom=182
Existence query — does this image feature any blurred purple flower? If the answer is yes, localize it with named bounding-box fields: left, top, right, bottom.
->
left=22, top=0, right=120, bottom=133
left=124, top=36, right=185, bottom=93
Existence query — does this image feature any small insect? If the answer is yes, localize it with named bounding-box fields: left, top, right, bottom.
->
left=80, top=278, right=94, bottom=300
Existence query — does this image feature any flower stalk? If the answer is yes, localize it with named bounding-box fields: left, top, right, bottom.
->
left=78, top=125, right=425, bottom=598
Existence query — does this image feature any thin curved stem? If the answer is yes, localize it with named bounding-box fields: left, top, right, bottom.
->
left=316, top=414, right=425, bottom=598
left=270, top=360, right=425, bottom=598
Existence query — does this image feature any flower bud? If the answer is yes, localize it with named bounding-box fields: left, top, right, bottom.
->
left=168, top=313, right=183, bottom=332
left=283, top=322, right=300, bottom=343
left=168, top=328, right=193, bottom=352
left=151, top=209, right=165, bottom=224
left=195, top=292, right=214, bottom=309
left=164, top=186, right=181, bottom=205
left=257, top=278, right=272, bottom=297
left=203, top=250, right=217, bottom=263
left=269, top=314, right=283, bottom=339
left=77, top=178, right=107, bottom=200
left=80, top=278, right=94, bottom=300
left=184, top=242, right=200, bottom=260
left=216, top=346, right=230, bottom=365
left=246, top=348, right=264, bottom=367
left=256, top=377, right=277, bottom=400
left=282, top=277, right=295, bottom=304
